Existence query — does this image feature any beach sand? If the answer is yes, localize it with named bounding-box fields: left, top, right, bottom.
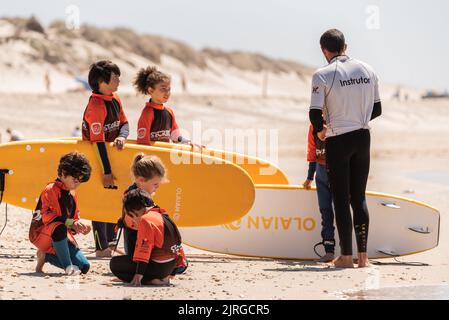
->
left=1, top=92, right=449, bottom=300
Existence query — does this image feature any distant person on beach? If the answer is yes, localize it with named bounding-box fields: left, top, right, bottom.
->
left=134, top=66, right=191, bottom=145
left=303, top=122, right=335, bottom=262
left=82, top=60, right=129, bottom=258
left=45, top=71, right=51, bottom=94
left=392, top=86, right=401, bottom=101
left=309, top=29, right=382, bottom=268
left=72, top=126, right=81, bottom=137
left=110, top=188, right=187, bottom=286
left=6, top=128, right=24, bottom=142
left=181, top=72, right=188, bottom=93
left=29, top=152, right=92, bottom=276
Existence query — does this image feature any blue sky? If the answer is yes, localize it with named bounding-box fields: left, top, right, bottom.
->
left=2, top=0, right=448, bottom=90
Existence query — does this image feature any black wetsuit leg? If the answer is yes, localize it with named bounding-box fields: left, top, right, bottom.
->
left=325, top=129, right=370, bottom=256
left=110, top=255, right=176, bottom=283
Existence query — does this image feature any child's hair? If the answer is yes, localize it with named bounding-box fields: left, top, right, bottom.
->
left=132, top=153, right=166, bottom=180
left=133, top=66, right=170, bottom=95
left=58, top=152, right=92, bottom=182
left=123, top=189, right=155, bottom=215
left=88, top=60, right=121, bottom=93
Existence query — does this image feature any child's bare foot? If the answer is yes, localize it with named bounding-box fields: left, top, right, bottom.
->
left=35, top=250, right=46, bottom=273
left=109, top=245, right=125, bottom=255
left=95, top=248, right=112, bottom=258
left=331, top=255, right=355, bottom=268
left=357, top=252, right=370, bottom=268
left=318, top=252, right=335, bottom=263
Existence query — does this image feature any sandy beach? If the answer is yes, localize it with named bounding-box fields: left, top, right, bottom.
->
left=1, top=92, right=449, bottom=300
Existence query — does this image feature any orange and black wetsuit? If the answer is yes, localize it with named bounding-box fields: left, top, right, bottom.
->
left=82, top=92, right=129, bottom=251
left=29, top=179, right=90, bottom=273
left=110, top=207, right=187, bottom=283
left=136, top=100, right=184, bottom=144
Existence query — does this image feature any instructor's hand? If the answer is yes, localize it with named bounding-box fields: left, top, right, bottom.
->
left=131, top=274, right=143, bottom=287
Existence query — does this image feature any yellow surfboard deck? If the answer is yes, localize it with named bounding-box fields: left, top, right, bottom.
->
left=0, top=140, right=255, bottom=226
left=58, top=138, right=289, bottom=185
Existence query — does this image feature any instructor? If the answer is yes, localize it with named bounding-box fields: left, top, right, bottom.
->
left=309, top=29, right=382, bottom=268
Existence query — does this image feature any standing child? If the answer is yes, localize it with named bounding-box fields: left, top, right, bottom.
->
left=110, top=188, right=187, bottom=286
left=134, top=66, right=190, bottom=144
left=303, top=123, right=336, bottom=262
left=29, top=152, right=92, bottom=275
left=82, top=60, right=129, bottom=257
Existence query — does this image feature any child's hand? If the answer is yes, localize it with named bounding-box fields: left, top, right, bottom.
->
left=189, top=142, right=206, bottom=150
left=73, top=221, right=90, bottom=235
left=113, top=137, right=126, bottom=151
left=82, top=224, right=92, bottom=235
left=103, top=173, right=117, bottom=189
left=131, top=274, right=143, bottom=287
left=317, top=125, right=327, bottom=141
left=302, top=179, right=313, bottom=189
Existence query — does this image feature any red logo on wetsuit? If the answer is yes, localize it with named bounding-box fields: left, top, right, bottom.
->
left=137, top=128, right=147, bottom=139
left=91, top=123, right=102, bottom=135
left=141, top=238, right=149, bottom=249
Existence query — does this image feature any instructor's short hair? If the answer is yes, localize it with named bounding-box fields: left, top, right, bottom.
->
left=320, top=29, right=346, bottom=53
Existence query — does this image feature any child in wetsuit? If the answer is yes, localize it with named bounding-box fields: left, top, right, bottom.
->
left=134, top=66, right=191, bottom=145
left=82, top=60, right=129, bottom=257
left=30, top=152, right=92, bottom=275
left=110, top=188, right=187, bottom=286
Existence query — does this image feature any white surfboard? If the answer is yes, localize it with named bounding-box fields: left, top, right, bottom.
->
left=180, top=185, right=440, bottom=260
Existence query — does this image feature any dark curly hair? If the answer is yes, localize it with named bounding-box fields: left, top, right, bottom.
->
left=133, top=66, right=170, bottom=95
left=58, top=152, right=92, bottom=182
left=88, top=60, right=121, bottom=93
left=123, top=189, right=155, bottom=215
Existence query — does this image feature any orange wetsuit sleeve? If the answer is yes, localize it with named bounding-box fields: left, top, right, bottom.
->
left=136, top=107, right=153, bottom=145
left=83, top=99, right=106, bottom=143
left=133, top=219, right=155, bottom=263
left=40, top=186, right=63, bottom=226
left=307, top=124, right=317, bottom=163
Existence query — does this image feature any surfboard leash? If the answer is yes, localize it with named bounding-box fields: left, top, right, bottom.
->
left=111, top=206, right=126, bottom=257
left=370, top=250, right=429, bottom=267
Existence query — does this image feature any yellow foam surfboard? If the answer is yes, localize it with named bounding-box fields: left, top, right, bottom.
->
left=58, top=138, right=289, bottom=185
left=0, top=140, right=255, bottom=226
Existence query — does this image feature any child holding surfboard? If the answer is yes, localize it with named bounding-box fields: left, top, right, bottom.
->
left=110, top=188, right=187, bottom=286
left=82, top=60, right=129, bottom=257
left=29, top=152, right=92, bottom=276
left=133, top=66, right=191, bottom=145
left=303, top=123, right=336, bottom=262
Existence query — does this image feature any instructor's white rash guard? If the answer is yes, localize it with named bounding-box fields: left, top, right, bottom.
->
left=309, top=56, right=381, bottom=138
